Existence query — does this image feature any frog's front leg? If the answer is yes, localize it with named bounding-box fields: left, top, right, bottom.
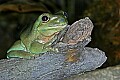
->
left=43, top=42, right=59, bottom=53
left=42, top=35, right=59, bottom=53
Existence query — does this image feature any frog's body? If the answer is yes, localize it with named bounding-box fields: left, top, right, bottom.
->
left=7, top=11, right=68, bottom=59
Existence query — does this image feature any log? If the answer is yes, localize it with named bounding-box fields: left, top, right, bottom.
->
left=0, top=47, right=106, bottom=80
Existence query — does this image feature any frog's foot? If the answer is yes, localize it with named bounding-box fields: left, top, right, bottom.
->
left=7, top=50, right=40, bottom=59
left=43, top=45, right=59, bottom=53
left=43, top=43, right=59, bottom=53
left=49, top=47, right=59, bottom=53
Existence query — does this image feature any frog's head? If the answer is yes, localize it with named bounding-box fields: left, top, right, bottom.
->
left=34, top=11, right=68, bottom=36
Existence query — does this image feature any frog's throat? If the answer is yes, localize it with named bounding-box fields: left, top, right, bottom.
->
left=37, top=32, right=59, bottom=43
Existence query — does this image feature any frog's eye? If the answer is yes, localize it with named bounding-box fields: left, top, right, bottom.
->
left=42, top=15, right=49, bottom=23
left=63, top=12, right=68, bottom=18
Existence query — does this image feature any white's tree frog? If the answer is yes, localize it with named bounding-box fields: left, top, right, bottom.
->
left=7, top=11, right=68, bottom=59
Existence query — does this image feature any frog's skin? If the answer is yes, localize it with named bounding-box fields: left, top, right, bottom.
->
left=7, top=11, right=68, bottom=59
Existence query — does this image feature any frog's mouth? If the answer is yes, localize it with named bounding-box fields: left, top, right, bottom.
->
left=47, top=24, right=67, bottom=30
left=40, top=25, right=67, bottom=37
left=40, top=30, right=60, bottom=38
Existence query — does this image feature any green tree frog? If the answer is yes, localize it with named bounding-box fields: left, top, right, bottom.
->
left=7, top=11, right=68, bottom=59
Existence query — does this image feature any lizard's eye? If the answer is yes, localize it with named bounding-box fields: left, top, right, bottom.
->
left=42, top=15, right=49, bottom=23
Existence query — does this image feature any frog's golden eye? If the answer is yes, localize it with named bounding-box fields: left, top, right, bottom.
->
left=42, top=15, right=49, bottom=23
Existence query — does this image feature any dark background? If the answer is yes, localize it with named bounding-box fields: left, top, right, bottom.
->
left=0, top=0, right=120, bottom=68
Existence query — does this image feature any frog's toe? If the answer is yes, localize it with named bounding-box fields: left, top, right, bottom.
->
left=30, top=54, right=39, bottom=59
left=52, top=48, right=59, bottom=53
left=30, top=53, right=44, bottom=59
left=55, top=48, right=59, bottom=52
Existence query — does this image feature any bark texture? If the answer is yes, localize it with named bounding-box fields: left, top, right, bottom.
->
left=0, top=47, right=106, bottom=80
